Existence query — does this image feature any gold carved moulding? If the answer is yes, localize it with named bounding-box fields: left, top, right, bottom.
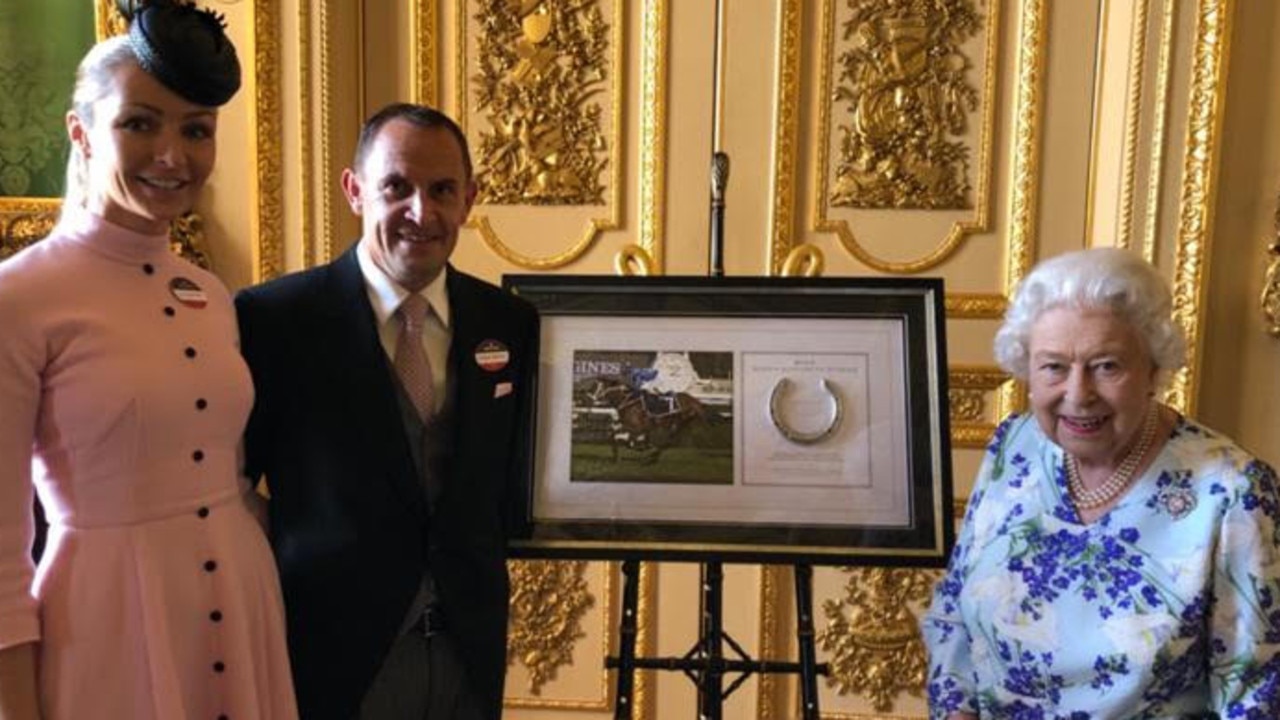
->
left=471, top=0, right=611, bottom=207
left=830, top=0, right=982, bottom=210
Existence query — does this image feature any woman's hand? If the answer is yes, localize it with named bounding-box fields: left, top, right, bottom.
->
left=0, top=641, right=41, bottom=719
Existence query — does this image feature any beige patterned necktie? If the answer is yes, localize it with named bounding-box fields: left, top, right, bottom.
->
left=393, top=293, right=435, bottom=421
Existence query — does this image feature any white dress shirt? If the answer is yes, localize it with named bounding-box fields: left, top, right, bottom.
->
left=355, top=242, right=450, bottom=412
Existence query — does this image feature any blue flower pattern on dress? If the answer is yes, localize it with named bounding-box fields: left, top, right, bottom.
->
left=922, top=414, right=1280, bottom=719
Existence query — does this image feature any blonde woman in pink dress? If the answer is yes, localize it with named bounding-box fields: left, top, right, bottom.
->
left=0, top=2, right=296, bottom=717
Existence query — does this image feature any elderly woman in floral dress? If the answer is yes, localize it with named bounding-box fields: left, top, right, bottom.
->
left=922, top=247, right=1280, bottom=719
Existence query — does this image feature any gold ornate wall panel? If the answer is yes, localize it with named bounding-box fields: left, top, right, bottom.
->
left=1165, top=0, right=1232, bottom=416
left=1143, top=0, right=1177, bottom=264
left=452, top=0, right=629, bottom=271
left=1114, top=0, right=1151, bottom=255
left=296, top=0, right=314, bottom=269
left=251, top=0, right=285, bottom=282
left=802, top=0, right=1001, bottom=276
left=768, top=0, right=805, bottom=277
left=412, top=0, right=438, bottom=107
left=630, top=0, right=668, bottom=275
left=316, top=0, right=336, bottom=266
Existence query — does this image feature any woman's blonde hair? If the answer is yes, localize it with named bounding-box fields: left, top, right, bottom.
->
left=61, top=36, right=138, bottom=213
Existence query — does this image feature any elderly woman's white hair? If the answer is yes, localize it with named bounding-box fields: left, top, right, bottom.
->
left=993, top=247, right=1187, bottom=382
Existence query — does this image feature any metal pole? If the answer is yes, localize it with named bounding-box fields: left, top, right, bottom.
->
left=613, top=559, right=642, bottom=719
left=709, top=152, right=729, bottom=277
left=795, top=564, right=821, bottom=720
left=697, top=561, right=725, bottom=719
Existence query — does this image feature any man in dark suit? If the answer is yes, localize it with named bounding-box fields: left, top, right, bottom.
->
left=236, top=103, right=538, bottom=719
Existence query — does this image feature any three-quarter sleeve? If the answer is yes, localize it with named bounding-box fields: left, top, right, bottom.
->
left=0, top=287, right=44, bottom=650
left=1208, top=459, right=1280, bottom=717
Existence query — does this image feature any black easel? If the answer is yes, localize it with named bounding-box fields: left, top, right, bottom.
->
left=606, top=559, right=828, bottom=719
left=604, top=119, right=830, bottom=715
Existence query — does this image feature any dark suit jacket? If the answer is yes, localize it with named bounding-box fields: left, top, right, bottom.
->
left=235, top=248, right=539, bottom=720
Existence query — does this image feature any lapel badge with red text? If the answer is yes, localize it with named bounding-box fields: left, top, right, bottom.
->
left=474, top=339, right=510, bottom=372
left=169, top=277, right=208, bottom=309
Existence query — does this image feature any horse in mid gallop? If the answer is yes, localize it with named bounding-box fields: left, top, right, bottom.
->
left=575, top=375, right=708, bottom=463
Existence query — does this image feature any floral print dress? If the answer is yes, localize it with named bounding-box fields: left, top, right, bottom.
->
left=922, top=412, right=1280, bottom=719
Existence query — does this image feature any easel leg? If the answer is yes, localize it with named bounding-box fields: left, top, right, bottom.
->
left=697, top=561, right=724, bottom=719
left=613, top=559, right=641, bottom=720
left=794, top=563, right=821, bottom=720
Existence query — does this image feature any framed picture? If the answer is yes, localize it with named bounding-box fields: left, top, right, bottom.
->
left=503, top=275, right=954, bottom=567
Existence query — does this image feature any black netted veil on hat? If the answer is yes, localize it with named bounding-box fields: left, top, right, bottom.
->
left=119, top=0, right=241, bottom=107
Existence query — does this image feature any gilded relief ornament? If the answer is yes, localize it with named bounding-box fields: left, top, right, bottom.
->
left=948, top=388, right=985, bottom=423
left=1261, top=197, right=1280, bottom=338
left=830, top=0, right=981, bottom=209
left=817, top=567, right=934, bottom=711
left=0, top=202, right=58, bottom=262
left=507, top=559, right=594, bottom=694
left=169, top=211, right=213, bottom=269
left=473, top=0, right=610, bottom=205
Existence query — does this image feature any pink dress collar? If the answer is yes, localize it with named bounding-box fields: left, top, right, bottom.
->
left=59, top=209, right=170, bottom=265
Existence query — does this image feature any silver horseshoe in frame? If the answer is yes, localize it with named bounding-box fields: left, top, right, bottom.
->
left=768, top=377, right=843, bottom=445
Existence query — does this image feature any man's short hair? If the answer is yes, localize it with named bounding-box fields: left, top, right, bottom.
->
left=352, top=103, right=473, bottom=180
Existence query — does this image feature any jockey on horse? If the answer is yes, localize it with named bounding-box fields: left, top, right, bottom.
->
left=626, top=366, right=680, bottom=417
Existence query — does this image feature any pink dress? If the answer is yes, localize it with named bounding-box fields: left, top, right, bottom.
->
left=0, top=210, right=297, bottom=719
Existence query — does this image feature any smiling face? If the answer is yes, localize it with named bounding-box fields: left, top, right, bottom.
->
left=68, top=61, right=217, bottom=235
left=342, top=118, right=477, bottom=292
left=1027, top=306, right=1158, bottom=469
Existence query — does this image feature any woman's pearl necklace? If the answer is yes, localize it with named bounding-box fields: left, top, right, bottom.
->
left=1066, top=405, right=1159, bottom=510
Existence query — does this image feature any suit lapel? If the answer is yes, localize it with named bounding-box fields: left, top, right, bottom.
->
left=324, top=249, right=428, bottom=518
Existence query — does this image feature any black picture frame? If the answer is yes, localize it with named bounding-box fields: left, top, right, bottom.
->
left=503, top=275, right=955, bottom=567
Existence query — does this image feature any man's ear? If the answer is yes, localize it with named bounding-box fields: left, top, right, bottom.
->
left=340, top=168, right=363, bottom=215
left=66, top=111, right=90, bottom=159
left=461, top=178, right=478, bottom=220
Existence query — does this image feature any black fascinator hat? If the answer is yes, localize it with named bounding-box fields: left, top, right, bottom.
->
left=117, top=0, right=241, bottom=107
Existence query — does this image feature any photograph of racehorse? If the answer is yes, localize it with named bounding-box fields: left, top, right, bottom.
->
left=569, top=350, right=733, bottom=484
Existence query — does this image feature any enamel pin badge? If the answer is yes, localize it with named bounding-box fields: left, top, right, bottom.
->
left=169, top=277, right=208, bottom=309
left=474, top=339, right=510, bottom=372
